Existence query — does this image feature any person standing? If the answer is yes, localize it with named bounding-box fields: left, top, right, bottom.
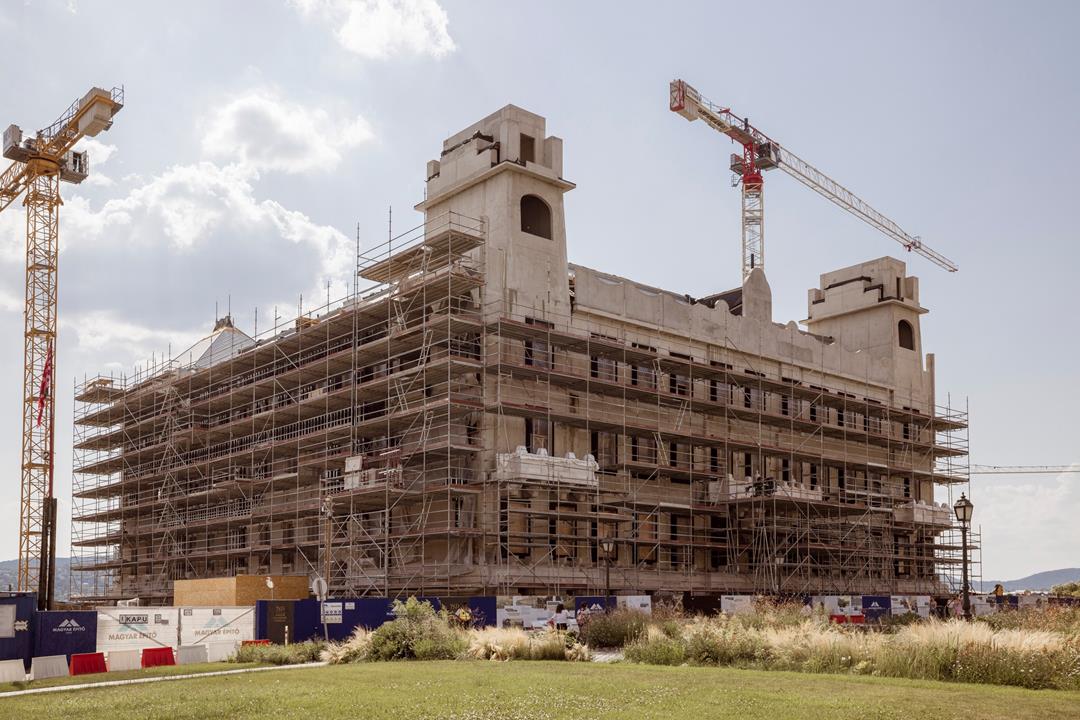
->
left=552, top=603, right=569, bottom=631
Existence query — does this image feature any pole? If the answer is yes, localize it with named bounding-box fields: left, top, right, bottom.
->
left=960, top=524, right=971, bottom=621
left=46, top=497, right=58, bottom=610
left=605, top=557, right=611, bottom=611
left=36, top=500, right=51, bottom=610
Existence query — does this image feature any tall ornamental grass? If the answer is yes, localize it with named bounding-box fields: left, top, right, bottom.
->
left=321, top=599, right=589, bottom=664
left=624, top=612, right=1080, bottom=690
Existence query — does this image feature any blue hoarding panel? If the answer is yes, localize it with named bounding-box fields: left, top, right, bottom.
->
left=574, top=596, right=615, bottom=614
left=255, top=596, right=497, bottom=642
left=33, top=611, right=97, bottom=661
left=468, top=597, right=497, bottom=628
left=0, top=594, right=37, bottom=671
left=861, top=595, right=891, bottom=622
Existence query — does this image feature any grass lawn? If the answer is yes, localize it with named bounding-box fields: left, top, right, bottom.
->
left=2, top=661, right=1080, bottom=719
left=0, top=661, right=266, bottom=694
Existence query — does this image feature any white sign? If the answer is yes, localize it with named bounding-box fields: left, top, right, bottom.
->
left=321, top=602, right=343, bottom=624
left=97, top=607, right=179, bottom=653
left=811, top=596, right=861, bottom=616
left=890, top=595, right=932, bottom=618
left=721, top=595, right=755, bottom=615
left=0, top=605, right=14, bottom=638
left=178, top=607, right=254, bottom=662
left=617, top=596, right=653, bottom=614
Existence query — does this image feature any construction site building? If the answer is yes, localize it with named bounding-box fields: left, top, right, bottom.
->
left=71, top=105, right=975, bottom=605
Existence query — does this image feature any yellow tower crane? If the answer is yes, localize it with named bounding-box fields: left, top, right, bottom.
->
left=0, top=86, right=123, bottom=608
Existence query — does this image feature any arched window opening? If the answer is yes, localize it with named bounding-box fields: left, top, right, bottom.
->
left=898, top=319, right=915, bottom=350
left=520, top=194, right=552, bottom=239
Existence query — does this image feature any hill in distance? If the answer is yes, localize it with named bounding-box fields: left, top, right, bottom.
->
left=975, top=568, right=1080, bottom=593
left=0, top=557, right=70, bottom=601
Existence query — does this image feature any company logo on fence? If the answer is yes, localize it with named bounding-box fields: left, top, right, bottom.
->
left=53, top=618, right=86, bottom=633
left=194, top=627, right=241, bottom=638
left=108, top=612, right=160, bottom=642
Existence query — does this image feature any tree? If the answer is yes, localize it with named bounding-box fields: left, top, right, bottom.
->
left=1051, top=581, right=1080, bottom=598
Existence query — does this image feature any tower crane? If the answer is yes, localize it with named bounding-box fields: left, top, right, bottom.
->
left=1, top=86, right=123, bottom=608
left=669, top=79, right=957, bottom=280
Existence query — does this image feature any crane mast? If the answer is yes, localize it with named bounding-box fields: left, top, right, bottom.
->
left=1, top=86, right=123, bottom=607
left=670, top=79, right=957, bottom=278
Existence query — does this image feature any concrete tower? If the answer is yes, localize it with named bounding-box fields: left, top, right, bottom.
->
left=804, top=257, right=934, bottom=410
left=416, top=105, right=575, bottom=322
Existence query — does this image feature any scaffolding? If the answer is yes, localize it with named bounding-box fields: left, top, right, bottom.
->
left=482, top=299, right=976, bottom=598
left=71, top=210, right=976, bottom=604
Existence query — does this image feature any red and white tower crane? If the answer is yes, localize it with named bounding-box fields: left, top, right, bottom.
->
left=670, top=79, right=957, bottom=280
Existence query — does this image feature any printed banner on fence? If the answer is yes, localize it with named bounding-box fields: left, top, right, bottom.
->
left=811, top=596, right=861, bottom=616
left=720, top=595, right=756, bottom=615
left=861, top=596, right=891, bottom=622
left=34, top=611, right=97, bottom=660
left=179, top=607, right=254, bottom=662
left=617, top=596, right=653, bottom=614
left=96, top=607, right=179, bottom=654
left=890, top=596, right=932, bottom=618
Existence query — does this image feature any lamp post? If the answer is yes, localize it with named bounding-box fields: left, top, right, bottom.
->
left=953, top=493, right=974, bottom=621
left=600, top=538, right=615, bottom=611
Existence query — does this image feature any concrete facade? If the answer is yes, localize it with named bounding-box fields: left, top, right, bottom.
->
left=70, top=105, right=969, bottom=604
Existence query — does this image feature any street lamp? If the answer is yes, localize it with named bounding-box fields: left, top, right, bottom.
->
left=600, top=538, right=615, bottom=610
left=953, top=493, right=974, bottom=621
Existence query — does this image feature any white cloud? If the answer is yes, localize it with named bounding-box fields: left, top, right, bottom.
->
left=62, top=309, right=201, bottom=361
left=0, top=288, right=21, bottom=313
left=0, top=205, right=21, bottom=264
left=291, top=0, right=455, bottom=59
left=973, top=464, right=1080, bottom=580
left=75, top=137, right=118, bottom=167
left=201, top=89, right=374, bottom=175
left=61, top=160, right=355, bottom=292
left=73, top=137, right=119, bottom=186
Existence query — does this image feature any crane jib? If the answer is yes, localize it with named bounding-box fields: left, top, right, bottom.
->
left=668, top=78, right=957, bottom=274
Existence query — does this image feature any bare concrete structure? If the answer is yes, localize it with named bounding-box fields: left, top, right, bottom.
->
left=71, top=106, right=974, bottom=604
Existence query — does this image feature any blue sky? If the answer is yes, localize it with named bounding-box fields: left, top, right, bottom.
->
left=0, top=0, right=1075, bottom=581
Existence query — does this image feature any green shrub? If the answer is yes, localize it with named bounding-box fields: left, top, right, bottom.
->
left=231, top=641, right=324, bottom=665
left=579, top=609, right=647, bottom=648
left=368, top=597, right=466, bottom=661
left=625, top=631, right=687, bottom=666
left=1052, top=582, right=1080, bottom=599
left=685, top=618, right=766, bottom=666
left=658, top=619, right=683, bottom=640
